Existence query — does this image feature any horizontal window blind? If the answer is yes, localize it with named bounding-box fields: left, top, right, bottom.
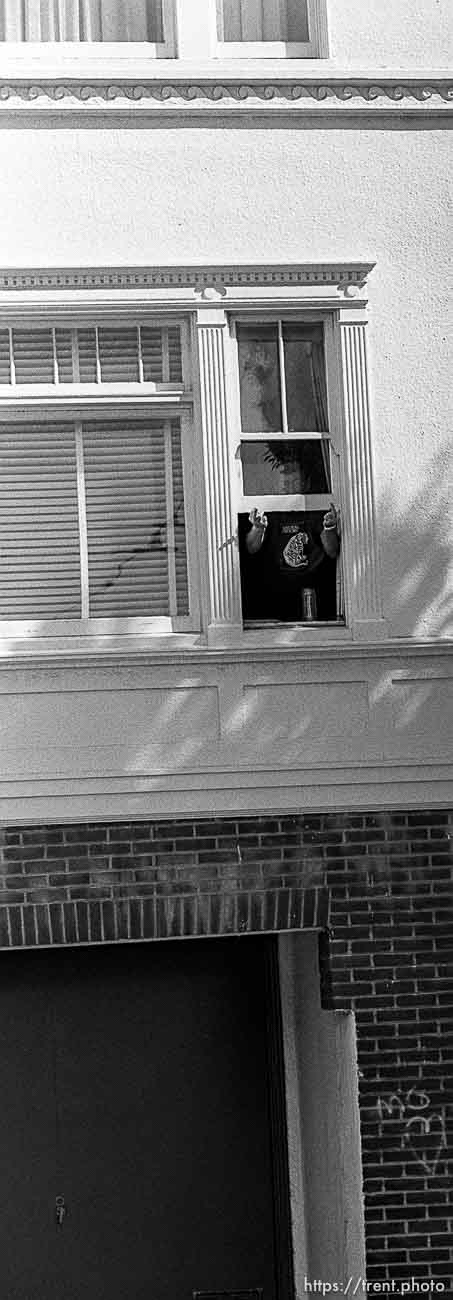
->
left=220, top=0, right=309, bottom=42
left=0, top=325, right=183, bottom=386
left=0, top=419, right=189, bottom=622
left=0, top=0, right=164, bottom=42
left=83, top=419, right=188, bottom=617
left=171, top=422, right=189, bottom=615
left=0, top=423, right=82, bottom=618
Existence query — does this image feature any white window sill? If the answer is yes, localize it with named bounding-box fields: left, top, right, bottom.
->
left=241, top=622, right=352, bottom=648
left=1, top=53, right=450, bottom=78
left=0, top=634, right=450, bottom=673
left=0, top=632, right=206, bottom=662
left=0, top=623, right=352, bottom=659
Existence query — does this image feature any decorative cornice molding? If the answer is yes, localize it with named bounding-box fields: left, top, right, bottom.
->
left=0, top=76, right=451, bottom=120
left=0, top=262, right=374, bottom=295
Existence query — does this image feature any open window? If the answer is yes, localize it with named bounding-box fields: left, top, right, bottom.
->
left=235, top=319, right=343, bottom=627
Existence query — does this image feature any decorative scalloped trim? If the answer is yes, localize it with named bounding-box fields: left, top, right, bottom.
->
left=0, top=78, right=451, bottom=112
left=0, top=263, right=375, bottom=292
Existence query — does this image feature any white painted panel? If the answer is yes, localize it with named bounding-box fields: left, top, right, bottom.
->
left=241, top=681, right=369, bottom=742
left=389, top=679, right=453, bottom=757
left=0, top=686, right=220, bottom=752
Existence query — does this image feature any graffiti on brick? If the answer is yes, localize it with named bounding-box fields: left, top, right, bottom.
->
left=376, top=1087, right=447, bottom=1175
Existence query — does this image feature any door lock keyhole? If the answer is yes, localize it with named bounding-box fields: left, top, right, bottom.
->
left=55, top=1195, right=66, bottom=1226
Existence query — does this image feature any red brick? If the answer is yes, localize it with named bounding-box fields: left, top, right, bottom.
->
left=0, top=806, right=450, bottom=1291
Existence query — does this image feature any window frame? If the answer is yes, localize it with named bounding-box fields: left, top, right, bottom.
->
left=0, top=312, right=200, bottom=639
left=0, top=263, right=384, bottom=653
left=229, top=311, right=345, bottom=629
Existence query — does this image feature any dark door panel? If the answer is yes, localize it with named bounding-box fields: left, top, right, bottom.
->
left=0, top=955, right=59, bottom=1298
left=0, top=938, right=282, bottom=1300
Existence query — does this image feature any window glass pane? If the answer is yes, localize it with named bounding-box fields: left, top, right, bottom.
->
left=220, top=0, right=309, bottom=42
left=0, top=0, right=164, bottom=42
left=140, top=326, right=183, bottom=384
left=98, top=327, right=140, bottom=383
left=83, top=420, right=187, bottom=618
left=241, top=439, right=331, bottom=494
left=168, top=327, right=183, bottom=383
left=283, top=324, right=328, bottom=432
left=0, top=423, right=81, bottom=618
left=286, top=0, right=309, bottom=41
left=0, top=331, right=11, bottom=384
left=78, top=329, right=98, bottom=383
left=12, top=329, right=54, bottom=384
left=239, top=510, right=338, bottom=623
left=171, top=421, right=189, bottom=614
left=55, top=329, right=74, bottom=382
left=140, top=327, right=164, bottom=382
left=237, top=325, right=282, bottom=433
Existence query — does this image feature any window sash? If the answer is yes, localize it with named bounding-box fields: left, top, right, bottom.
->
left=236, top=319, right=329, bottom=439
left=231, top=314, right=343, bottom=624
left=241, top=493, right=332, bottom=512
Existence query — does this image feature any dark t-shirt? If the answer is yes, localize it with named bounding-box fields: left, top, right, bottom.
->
left=239, top=511, right=338, bottom=622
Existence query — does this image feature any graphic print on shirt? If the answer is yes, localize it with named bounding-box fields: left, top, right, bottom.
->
left=282, top=528, right=309, bottom=569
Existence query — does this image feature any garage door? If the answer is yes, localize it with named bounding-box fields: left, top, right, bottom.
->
left=0, top=936, right=288, bottom=1300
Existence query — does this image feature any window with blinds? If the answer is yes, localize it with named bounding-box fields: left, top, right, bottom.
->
left=0, top=0, right=326, bottom=57
left=0, top=419, right=190, bottom=623
left=0, top=317, right=194, bottom=633
left=0, top=324, right=183, bottom=387
left=0, top=1, right=166, bottom=44
left=216, top=0, right=324, bottom=56
left=219, top=0, right=309, bottom=43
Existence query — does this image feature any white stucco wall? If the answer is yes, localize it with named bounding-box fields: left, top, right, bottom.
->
left=2, top=124, right=451, bottom=641
left=326, top=0, right=453, bottom=67
left=0, top=0, right=451, bottom=819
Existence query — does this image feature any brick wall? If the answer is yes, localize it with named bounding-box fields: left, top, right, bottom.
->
left=0, top=808, right=452, bottom=1291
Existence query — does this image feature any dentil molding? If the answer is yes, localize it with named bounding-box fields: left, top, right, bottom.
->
left=0, top=76, right=451, bottom=121
left=0, top=263, right=374, bottom=296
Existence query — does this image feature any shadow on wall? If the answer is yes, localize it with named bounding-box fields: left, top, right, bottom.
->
left=0, top=446, right=451, bottom=780
left=378, top=443, right=453, bottom=640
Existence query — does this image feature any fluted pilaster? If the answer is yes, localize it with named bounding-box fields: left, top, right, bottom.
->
left=196, top=310, right=242, bottom=641
left=340, top=320, right=386, bottom=639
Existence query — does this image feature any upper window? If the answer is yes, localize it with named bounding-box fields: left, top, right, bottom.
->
left=234, top=320, right=343, bottom=626
left=0, top=0, right=172, bottom=52
left=220, top=0, right=309, bottom=43
left=0, top=322, right=183, bottom=386
left=0, top=319, right=197, bottom=634
left=217, top=0, right=324, bottom=58
left=0, top=0, right=326, bottom=57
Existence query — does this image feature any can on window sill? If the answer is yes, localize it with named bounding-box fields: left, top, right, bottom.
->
left=301, top=587, right=317, bottom=621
